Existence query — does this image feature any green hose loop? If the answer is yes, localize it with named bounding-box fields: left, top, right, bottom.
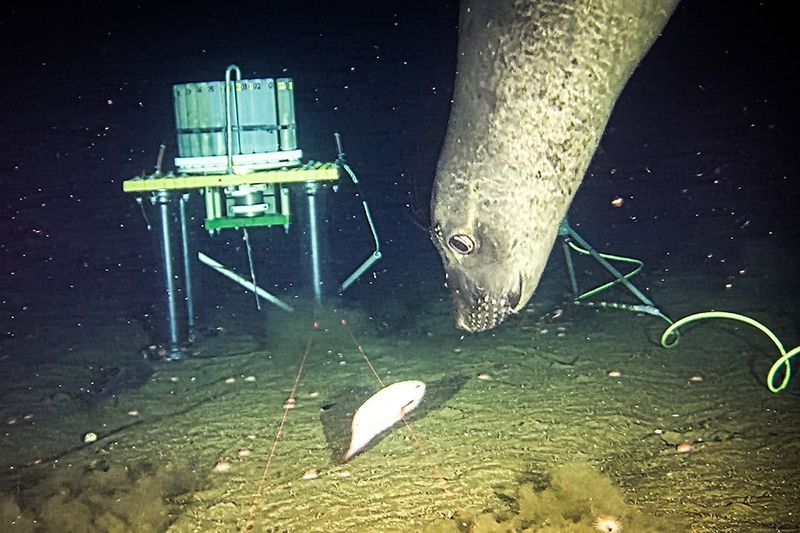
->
left=661, top=311, right=798, bottom=393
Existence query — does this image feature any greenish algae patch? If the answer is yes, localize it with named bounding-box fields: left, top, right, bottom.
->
left=424, top=462, right=685, bottom=533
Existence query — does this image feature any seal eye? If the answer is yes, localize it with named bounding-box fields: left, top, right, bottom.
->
left=448, top=234, right=475, bottom=255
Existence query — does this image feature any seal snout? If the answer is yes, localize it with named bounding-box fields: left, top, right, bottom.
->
left=452, top=273, right=524, bottom=332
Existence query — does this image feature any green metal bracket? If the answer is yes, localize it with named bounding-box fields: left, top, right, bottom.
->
left=205, top=214, right=290, bottom=230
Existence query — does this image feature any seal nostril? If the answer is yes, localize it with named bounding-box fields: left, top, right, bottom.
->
left=507, top=274, right=524, bottom=310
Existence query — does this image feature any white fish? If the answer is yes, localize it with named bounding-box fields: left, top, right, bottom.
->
left=343, top=380, right=426, bottom=462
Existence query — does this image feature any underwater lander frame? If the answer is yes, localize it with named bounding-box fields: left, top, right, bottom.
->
left=122, top=65, right=382, bottom=360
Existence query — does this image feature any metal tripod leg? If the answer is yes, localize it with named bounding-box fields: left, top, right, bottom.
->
left=559, top=218, right=663, bottom=317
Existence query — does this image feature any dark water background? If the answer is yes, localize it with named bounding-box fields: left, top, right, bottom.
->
left=1, top=1, right=798, bottom=345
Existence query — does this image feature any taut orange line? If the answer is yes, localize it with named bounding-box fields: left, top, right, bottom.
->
left=241, top=331, right=314, bottom=532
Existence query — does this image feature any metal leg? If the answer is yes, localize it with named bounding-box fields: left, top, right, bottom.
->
left=178, top=193, right=196, bottom=341
left=155, top=191, right=183, bottom=360
left=304, top=182, right=323, bottom=305
left=334, top=142, right=383, bottom=294
left=561, top=240, right=579, bottom=295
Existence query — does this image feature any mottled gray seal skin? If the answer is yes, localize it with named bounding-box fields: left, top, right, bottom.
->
left=431, top=0, right=679, bottom=332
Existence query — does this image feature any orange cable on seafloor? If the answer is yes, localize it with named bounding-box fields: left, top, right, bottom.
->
left=241, top=326, right=315, bottom=532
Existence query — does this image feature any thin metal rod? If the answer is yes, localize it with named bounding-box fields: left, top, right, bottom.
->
left=243, top=228, right=261, bottom=310
left=198, top=252, right=293, bottom=312
left=339, top=251, right=382, bottom=293
left=178, top=193, right=196, bottom=338
left=561, top=240, right=578, bottom=295
left=154, top=143, right=166, bottom=175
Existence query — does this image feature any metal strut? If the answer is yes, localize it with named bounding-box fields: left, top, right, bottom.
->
left=559, top=217, right=666, bottom=319
left=333, top=133, right=383, bottom=294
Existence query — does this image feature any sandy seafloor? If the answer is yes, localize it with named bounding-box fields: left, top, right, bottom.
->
left=1, top=218, right=799, bottom=532
left=2, top=1, right=800, bottom=531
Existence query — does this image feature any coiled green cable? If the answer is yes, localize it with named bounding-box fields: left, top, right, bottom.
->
left=661, top=311, right=799, bottom=393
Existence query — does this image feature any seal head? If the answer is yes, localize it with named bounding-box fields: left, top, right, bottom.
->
left=431, top=0, right=678, bottom=332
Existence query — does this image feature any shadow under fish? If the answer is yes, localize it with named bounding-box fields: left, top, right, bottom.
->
left=80, top=363, right=154, bottom=408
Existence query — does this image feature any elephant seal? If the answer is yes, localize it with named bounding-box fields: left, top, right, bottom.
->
left=430, top=0, right=679, bottom=332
